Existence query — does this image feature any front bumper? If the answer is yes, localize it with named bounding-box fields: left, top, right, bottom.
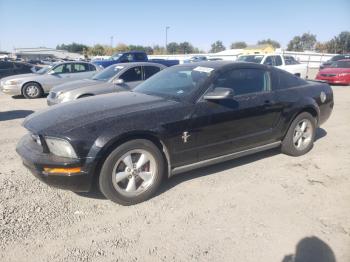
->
left=0, top=84, right=22, bottom=95
left=16, top=134, right=93, bottom=192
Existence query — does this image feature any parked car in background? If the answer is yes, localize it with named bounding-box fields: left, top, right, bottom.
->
left=320, top=54, right=350, bottom=70
left=184, top=56, right=208, bottom=63
left=47, top=62, right=166, bottom=105
left=17, top=61, right=333, bottom=205
left=92, top=51, right=179, bottom=68
left=316, top=59, right=350, bottom=85
left=0, top=61, right=37, bottom=79
left=237, top=54, right=308, bottom=78
left=0, top=62, right=100, bottom=98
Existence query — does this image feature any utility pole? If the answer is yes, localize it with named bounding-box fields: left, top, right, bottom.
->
left=165, top=26, right=170, bottom=54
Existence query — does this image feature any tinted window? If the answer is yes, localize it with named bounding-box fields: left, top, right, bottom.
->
left=144, top=66, right=160, bottom=79
left=263, top=56, right=274, bottom=66
left=134, top=53, right=147, bottom=61
left=0, top=61, right=14, bottom=70
left=274, top=56, right=283, bottom=66
left=284, top=56, right=299, bottom=65
left=120, top=66, right=142, bottom=82
left=272, top=69, right=307, bottom=90
left=73, top=63, right=89, bottom=72
left=214, top=69, right=270, bottom=96
left=330, top=61, right=350, bottom=68
left=237, top=55, right=264, bottom=63
left=88, top=64, right=97, bottom=71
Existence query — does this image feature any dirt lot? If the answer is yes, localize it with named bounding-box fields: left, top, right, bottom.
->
left=0, top=86, right=349, bottom=262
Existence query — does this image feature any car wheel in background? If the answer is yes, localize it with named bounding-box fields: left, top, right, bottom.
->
left=281, top=112, right=316, bottom=156
left=99, top=139, right=165, bottom=205
left=22, top=82, right=43, bottom=99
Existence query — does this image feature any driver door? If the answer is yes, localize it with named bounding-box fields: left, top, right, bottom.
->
left=44, top=63, right=74, bottom=91
left=192, top=68, right=281, bottom=161
left=116, top=66, right=143, bottom=90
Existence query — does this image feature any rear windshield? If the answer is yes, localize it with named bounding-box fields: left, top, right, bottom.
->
left=236, top=55, right=264, bottom=63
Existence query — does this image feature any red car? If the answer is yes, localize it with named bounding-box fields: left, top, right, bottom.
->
left=316, top=59, right=350, bottom=85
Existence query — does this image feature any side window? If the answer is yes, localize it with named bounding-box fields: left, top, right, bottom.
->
left=52, top=64, right=72, bottom=74
left=0, top=62, right=14, bottom=70
left=88, top=64, right=97, bottom=71
left=284, top=56, right=299, bottom=65
left=73, top=63, right=89, bottom=73
left=272, top=69, right=307, bottom=90
left=263, top=56, right=274, bottom=66
left=214, top=68, right=270, bottom=96
left=274, top=56, right=283, bottom=66
left=126, top=54, right=134, bottom=62
left=143, top=66, right=160, bottom=79
left=120, top=66, right=142, bottom=82
left=134, top=53, right=147, bottom=61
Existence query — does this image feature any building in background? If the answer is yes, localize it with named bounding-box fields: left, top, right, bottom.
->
left=13, top=47, right=83, bottom=61
left=242, top=44, right=275, bottom=55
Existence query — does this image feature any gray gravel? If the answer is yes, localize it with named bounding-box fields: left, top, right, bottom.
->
left=0, top=87, right=349, bottom=262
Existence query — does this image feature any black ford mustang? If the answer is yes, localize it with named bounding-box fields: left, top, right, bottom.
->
left=16, top=61, right=334, bottom=205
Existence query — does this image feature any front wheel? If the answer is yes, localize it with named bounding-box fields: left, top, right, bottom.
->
left=281, top=112, right=316, bottom=156
left=99, top=139, right=165, bottom=205
left=22, top=82, right=43, bottom=99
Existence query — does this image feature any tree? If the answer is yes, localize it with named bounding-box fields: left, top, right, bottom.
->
left=257, top=39, right=280, bottom=48
left=87, top=44, right=106, bottom=56
left=56, top=42, right=88, bottom=53
left=210, top=41, right=226, bottom=53
left=287, top=33, right=317, bottom=51
left=336, top=31, right=350, bottom=53
left=178, top=42, right=195, bottom=54
left=167, top=42, right=179, bottom=54
left=230, top=41, right=247, bottom=49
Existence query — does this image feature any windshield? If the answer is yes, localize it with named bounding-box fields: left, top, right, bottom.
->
left=35, top=66, right=51, bottom=74
left=110, top=53, right=123, bottom=60
left=92, top=64, right=125, bottom=81
left=330, top=61, right=350, bottom=68
left=236, top=55, right=264, bottom=63
left=134, top=65, right=214, bottom=101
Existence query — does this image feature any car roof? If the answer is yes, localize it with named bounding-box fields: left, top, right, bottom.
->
left=174, top=60, right=269, bottom=70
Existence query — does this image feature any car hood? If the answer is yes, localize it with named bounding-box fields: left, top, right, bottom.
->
left=23, top=91, right=177, bottom=135
left=319, top=68, right=350, bottom=74
left=51, top=79, right=105, bottom=93
left=1, top=73, right=37, bottom=82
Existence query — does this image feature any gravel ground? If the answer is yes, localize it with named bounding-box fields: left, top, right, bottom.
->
left=0, top=85, right=349, bottom=262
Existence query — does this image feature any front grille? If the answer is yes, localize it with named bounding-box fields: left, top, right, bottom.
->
left=321, top=74, right=336, bottom=77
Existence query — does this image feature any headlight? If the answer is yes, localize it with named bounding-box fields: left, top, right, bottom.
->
left=338, top=73, right=350, bottom=77
left=45, top=137, right=77, bottom=158
left=6, top=80, right=22, bottom=85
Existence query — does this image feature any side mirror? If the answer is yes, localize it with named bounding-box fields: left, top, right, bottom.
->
left=204, top=87, right=234, bottom=100
left=113, top=78, right=124, bottom=85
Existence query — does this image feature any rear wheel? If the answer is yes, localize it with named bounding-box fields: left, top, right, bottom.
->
left=281, top=112, right=316, bottom=156
left=99, top=139, right=165, bottom=205
left=23, top=82, right=43, bottom=99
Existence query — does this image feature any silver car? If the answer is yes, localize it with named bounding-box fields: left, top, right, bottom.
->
left=0, top=62, right=100, bottom=98
left=47, top=62, right=166, bottom=106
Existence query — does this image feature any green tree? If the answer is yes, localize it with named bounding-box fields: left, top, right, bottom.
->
left=167, top=42, right=179, bottom=54
left=210, top=41, right=226, bottom=53
left=56, top=42, right=89, bottom=53
left=87, top=44, right=106, bottom=56
left=230, top=41, right=247, bottom=49
left=287, top=33, right=317, bottom=51
left=257, top=39, right=280, bottom=48
left=178, top=42, right=194, bottom=54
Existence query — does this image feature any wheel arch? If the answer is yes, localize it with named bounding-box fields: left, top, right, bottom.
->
left=21, top=81, right=43, bottom=95
left=90, top=131, right=171, bottom=188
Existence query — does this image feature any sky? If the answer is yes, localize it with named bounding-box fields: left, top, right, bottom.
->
left=0, top=0, right=349, bottom=52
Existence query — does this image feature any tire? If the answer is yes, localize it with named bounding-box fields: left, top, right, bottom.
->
left=99, top=139, right=165, bottom=205
left=22, top=82, right=43, bottom=99
left=281, top=112, right=316, bottom=156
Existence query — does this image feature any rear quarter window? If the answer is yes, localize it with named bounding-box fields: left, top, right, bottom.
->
left=271, top=69, right=307, bottom=90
